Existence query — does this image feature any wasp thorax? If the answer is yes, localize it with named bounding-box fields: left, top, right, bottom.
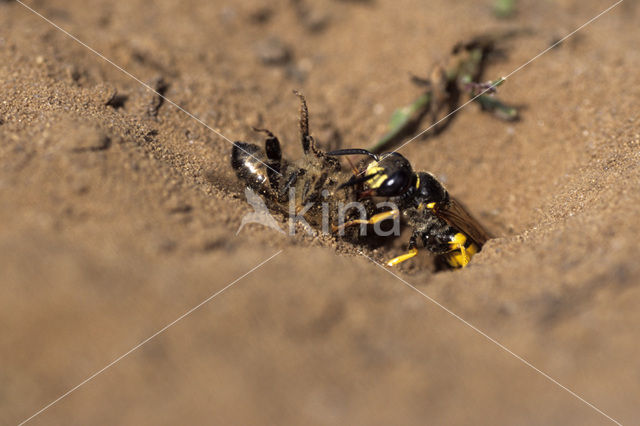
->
left=416, top=172, right=449, bottom=204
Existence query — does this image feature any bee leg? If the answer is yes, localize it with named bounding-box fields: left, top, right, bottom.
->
left=252, top=127, right=283, bottom=192
left=293, top=90, right=321, bottom=157
left=387, top=234, right=419, bottom=266
left=332, top=209, right=399, bottom=233
left=278, top=172, right=298, bottom=202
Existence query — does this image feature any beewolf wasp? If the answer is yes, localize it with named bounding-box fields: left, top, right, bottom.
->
left=327, top=148, right=491, bottom=268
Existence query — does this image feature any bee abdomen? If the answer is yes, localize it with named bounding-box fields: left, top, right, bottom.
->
left=231, top=142, right=271, bottom=195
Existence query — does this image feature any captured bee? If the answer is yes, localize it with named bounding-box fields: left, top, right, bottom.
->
left=327, top=148, right=491, bottom=268
left=231, top=91, right=375, bottom=233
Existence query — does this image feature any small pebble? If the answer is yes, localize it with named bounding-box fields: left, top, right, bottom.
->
left=91, top=83, right=118, bottom=106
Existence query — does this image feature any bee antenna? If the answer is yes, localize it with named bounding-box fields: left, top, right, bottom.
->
left=326, top=148, right=379, bottom=161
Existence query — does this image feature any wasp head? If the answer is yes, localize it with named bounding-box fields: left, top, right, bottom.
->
left=327, top=149, right=415, bottom=198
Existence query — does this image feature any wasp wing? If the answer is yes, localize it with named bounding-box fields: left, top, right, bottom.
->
left=434, top=198, right=491, bottom=246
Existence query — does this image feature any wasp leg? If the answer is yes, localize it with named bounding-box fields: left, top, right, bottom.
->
left=387, top=234, right=419, bottom=266
left=332, top=209, right=399, bottom=233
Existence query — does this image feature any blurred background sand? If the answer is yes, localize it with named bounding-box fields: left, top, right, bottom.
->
left=1, top=0, right=639, bottom=424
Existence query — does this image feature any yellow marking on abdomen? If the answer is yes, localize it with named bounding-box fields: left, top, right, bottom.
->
left=445, top=233, right=478, bottom=268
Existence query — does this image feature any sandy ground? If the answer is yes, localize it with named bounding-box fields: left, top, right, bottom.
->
left=1, top=0, right=639, bottom=424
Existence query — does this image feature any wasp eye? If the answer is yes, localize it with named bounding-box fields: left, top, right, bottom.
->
left=376, top=169, right=411, bottom=196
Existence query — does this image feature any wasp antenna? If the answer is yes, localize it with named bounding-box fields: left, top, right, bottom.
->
left=326, top=148, right=379, bottom=161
